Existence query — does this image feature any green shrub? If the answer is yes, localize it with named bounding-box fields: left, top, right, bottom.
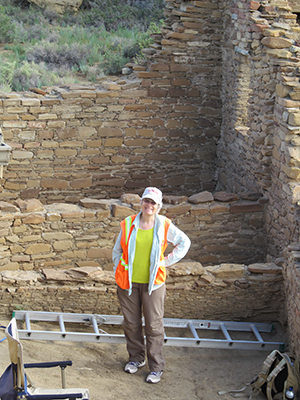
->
left=26, top=41, right=91, bottom=70
left=11, top=61, right=59, bottom=91
left=102, top=50, right=130, bottom=75
left=0, top=58, right=16, bottom=91
left=0, top=5, right=16, bottom=43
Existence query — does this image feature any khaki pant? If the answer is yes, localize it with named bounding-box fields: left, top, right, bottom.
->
left=117, top=283, right=166, bottom=372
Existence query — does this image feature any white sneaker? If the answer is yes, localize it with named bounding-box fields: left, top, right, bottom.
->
left=146, top=371, right=163, bottom=384
left=124, top=360, right=146, bottom=374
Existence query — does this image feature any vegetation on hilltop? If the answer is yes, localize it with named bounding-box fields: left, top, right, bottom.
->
left=0, top=0, right=165, bottom=92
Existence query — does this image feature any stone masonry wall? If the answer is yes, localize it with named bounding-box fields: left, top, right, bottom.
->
left=215, top=0, right=300, bottom=355
left=217, top=0, right=300, bottom=259
left=0, top=191, right=267, bottom=272
left=0, top=260, right=285, bottom=325
left=0, top=0, right=223, bottom=204
left=0, top=191, right=284, bottom=326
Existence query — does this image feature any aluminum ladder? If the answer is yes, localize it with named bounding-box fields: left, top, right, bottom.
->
left=12, top=310, right=285, bottom=352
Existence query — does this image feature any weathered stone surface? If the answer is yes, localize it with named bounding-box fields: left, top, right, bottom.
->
left=168, top=261, right=205, bottom=277
left=120, top=194, right=141, bottom=204
left=15, top=199, right=45, bottom=213
left=200, top=272, right=215, bottom=284
left=111, top=203, right=133, bottom=218
left=22, top=214, right=45, bottom=224
left=288, top=112, right=300, bottom=126
left=44, top=203, right=81, bottom=213
left=261, top=37, right=293, bottom=49
left=213, top=192, right=239, bottom=202
left=188, top=191, right=214, bottom=204
left=163, top=195, right=189, bottom=204
left=79, top=198, right=110, bottom=209
left=0, top=201, right=19, bottom=213
left=42, top=269, right=73, bottom=281
left=207, top=264, right=245, bottom=278
left=25, top=244, right=52, bottom=255
left=239, top=192, right=263, bottom=201
left=1, top=270, right=40, bottom=283
left=248, top=263, right=282, bottom=274
left=165, top=203, right=192, bottom=215
left=230, top=201, right=264, bottom=213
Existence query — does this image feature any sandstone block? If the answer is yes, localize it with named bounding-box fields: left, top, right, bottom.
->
left=12, top=150, right=34, bottom=159
left=78, top=126, right=96, bottom=138
left=209, top=264, right=245, bottom=278
left=121, top=194, right=141, bottom=204
left=165, top=204, right=191, bottom=215
left=42, top=232, right=73, bottom=241
left=104, top=138, right=123, bottom=147
left=1, top=270, right=40, bottom=282
left=25, top=243, right=52, bottom=254
left=87, top=248, right=112, bottom=259
left=0, top=201, right=19, bottom=212
left=22, top=214, right=45, bottom=224
left=53, top=240, right=73, bottom=250
left=230, top=201, right=264, bottom=213
left=111, top=204, right=133, bottom=218
left=98, top=128, right=122, bottom=137
left=288, top=112, right=300, bottom=126
left=248, top=263, right=282, bottom=274
left=168, top=261, right=205, bottom=277
left=266, top=48, right=292, bottom=58
left=209, top=203, right=230, bottom=213
left=261, top=37, right=292, bottom=49
left=79, top=198, right=110, bottom=209
left=163, top=195, right=188, bottom=205
left=3, top=121, right=27, bottom=128
left=189, top=191, right=214, bottom=203
left=70, top=177, right=92, bottom=189
left=41, top=179, right=69, bottom=189
left=15, top=199, right=45, bottom=212
left=276, top=84, right=291, bottom=98
left=213, top=192, right=239, bottom=202
left=38, top=113, right=58, bottom=120
left=0, top=262, right=19, bottom=271
left=200, top=272, right=215, bottom=284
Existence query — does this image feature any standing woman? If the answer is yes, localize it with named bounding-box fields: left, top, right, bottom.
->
left=112, top=187, right=191, bottom=384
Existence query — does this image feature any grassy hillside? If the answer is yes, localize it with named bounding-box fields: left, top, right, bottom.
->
left=0, top=0, right=164, bottom=92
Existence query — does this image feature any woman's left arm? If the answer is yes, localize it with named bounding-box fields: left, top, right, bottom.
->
left=164, top=222, right=191, bottom=267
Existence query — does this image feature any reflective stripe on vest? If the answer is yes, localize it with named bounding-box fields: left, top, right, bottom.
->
left=119, top=215, right=136, bottom=271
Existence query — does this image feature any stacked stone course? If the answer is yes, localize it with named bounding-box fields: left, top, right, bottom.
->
left=0, top=260, right=284, bottom=324
left=0, top=191, right=267, bottom=271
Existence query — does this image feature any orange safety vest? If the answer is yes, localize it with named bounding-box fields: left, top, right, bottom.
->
left=115, top=214, right=171, bottom=290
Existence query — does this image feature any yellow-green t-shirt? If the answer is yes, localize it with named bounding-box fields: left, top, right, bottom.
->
left=132, top=228, right=154, bottom=283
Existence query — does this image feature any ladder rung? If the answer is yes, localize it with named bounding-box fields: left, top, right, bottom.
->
left=188, top=322, right=200, bottom=340
left=92, top=316, right=100, bottom=335
left=25, top=312, right=31, bottom=332
left=58, top=315, right=66, bottom=334
left=220, top=322, right=232, bottom=342
left=251, top=323, right=264, bottom=343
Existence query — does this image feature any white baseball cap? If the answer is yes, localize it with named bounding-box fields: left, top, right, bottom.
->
left=141, top=187, right=163, bottom=205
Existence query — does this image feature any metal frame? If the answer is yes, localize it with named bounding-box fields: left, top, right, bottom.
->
left=13, top=310, right=285, bottom=351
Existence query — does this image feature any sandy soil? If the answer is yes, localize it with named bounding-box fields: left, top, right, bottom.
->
left=0, top=318, right=287, bottom=400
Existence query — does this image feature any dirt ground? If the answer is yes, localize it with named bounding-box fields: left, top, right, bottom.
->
left=0, top=318, right=287, bottom=400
